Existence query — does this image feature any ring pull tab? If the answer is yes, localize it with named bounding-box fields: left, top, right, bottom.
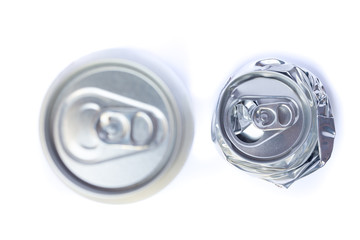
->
left=252, top=102, right=297, bottom=130
left=96, top=109, right=157, bottom=147
left=97, top=111, right=131, bottom=144
left=229, top=96, right=299, bottom=144
left=58, top=87, right=168, bottom=164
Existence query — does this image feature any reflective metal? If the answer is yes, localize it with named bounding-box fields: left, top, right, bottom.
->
left=40, top=49, right=194, bottom=202
left=212, top=59, right=335, bottom=187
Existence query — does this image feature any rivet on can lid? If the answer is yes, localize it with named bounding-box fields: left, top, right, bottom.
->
left=211, top=58, right=335, bottom=188
left=40, top=49, right=194, bottom=203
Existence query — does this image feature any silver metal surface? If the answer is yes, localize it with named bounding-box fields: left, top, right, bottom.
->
left=40, top=49, right=194, bottom=203
left=212, top=59, right=335, bottom=187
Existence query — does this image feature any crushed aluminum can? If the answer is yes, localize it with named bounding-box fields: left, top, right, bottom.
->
left=211, top=58, right=335, bottom=188
left=40, top=49, right=194, bottom=203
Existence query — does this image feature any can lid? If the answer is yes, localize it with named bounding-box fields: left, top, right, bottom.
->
left=40, top=49, right=194, bottom=203
left=212, top=59, right=335, bottom=187
left=222, top=69, right=316, bottom=161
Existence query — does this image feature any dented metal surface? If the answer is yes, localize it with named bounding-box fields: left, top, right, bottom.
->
left=212, top=58, right=335, bottom=187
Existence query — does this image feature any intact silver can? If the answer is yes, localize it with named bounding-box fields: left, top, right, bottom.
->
left=40, top=49, right=194, bottom=203
left=211, top=59, right=335, bottom=188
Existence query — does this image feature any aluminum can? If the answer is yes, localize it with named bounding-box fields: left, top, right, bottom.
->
left=211, top=59, right=335, bottom=187
left=40, top=49, right=194, bottom=202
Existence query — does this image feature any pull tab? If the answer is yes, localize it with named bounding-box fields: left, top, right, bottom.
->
left=229, top=96, right=299, bottom=144
left=96, top=109, right=156, bottom=146
left=252, top=102, right=297, bottom=130
left=97, top=110, right=131, bottom=144
left=57, top=87, right=168, bottom=164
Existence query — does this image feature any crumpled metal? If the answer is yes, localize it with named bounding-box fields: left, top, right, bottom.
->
left=211, top=59, right=335, bottom=188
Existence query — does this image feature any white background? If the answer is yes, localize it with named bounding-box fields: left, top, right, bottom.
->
left=1, top=1, right=359, bottom=239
